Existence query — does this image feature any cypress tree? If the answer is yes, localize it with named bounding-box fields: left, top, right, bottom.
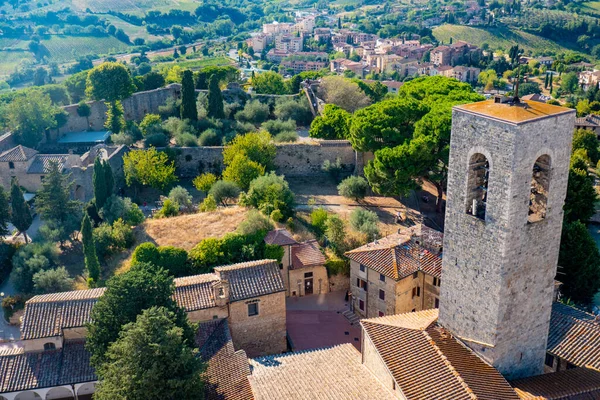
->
left=10, top=178, right=32, bottom=243
left=93, top=158, right=107, bottom=210
left=180, top=70, right=198, bottom=121
left=103, top=160, right=114, bottom=199
left=207, top=74, right=225, bottom=119
left=81, top=213, right=101, bottom=284
left=0, top=186, right=9, bottom=237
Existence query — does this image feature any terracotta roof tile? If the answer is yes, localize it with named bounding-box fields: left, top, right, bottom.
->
left=173, top=273, right=220, bottom=312
left=291, top=240, right=325, bottom=270
left=547, top=303, right=600, bottom=370
left=264, top=229, right=297, bottom=246
left=361, top=310, right=519, bottom=400
left=0, top=145, right=37, bottom=162
left=249, top=344, right=396, bottom=399
left=27, top=155, right=70, bottom=174
left=511, top=367, right=600, bottom=400
left=214, top=260, right=285, bottom=302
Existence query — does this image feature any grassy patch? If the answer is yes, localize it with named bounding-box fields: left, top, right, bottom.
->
left=0, top=51, right=34, bottom=79
left=102, top=15, right=163, bottom=41
left=433, top=24, right=570, bottom=55
left=42, top=36, right=130, bottom=62
left=580, top=1, right=600, bottom=17
left=155, top=56, right=234, bottom=70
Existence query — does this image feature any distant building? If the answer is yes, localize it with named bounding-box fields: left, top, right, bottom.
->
left=263, top=21, right=292, bottom=35
left=274, top=34, right=303, bottom=53
left=330, top=58, right=366, bottom=77
left=575, top=114, right=600, bottom=136
left=578, top=70, right=600, bottom=90
left=249, top=34, right=272, bottom=53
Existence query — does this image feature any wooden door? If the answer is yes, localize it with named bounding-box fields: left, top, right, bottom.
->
left=305, top=278, right=313, bottom=295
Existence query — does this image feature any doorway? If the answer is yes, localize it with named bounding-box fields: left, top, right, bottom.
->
left=305, top=278, right=313, bottom=295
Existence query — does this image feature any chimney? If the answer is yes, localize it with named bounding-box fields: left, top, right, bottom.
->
left=212, top=280, right=229, bottom=307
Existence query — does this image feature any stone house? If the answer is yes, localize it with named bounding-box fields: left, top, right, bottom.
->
left=346, top=225, right=443, bottom=319
left=264, top=229, right=328, bottom=297
left=0, top=259, right=286, bottom=400
left=575, top=114, right=600, bottom=136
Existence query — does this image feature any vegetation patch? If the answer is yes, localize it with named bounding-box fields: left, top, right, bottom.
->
left=42, top=36, right=131, bottom=62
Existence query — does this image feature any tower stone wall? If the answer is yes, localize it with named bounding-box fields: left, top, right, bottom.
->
left=438, top=100, right=575, bottom=379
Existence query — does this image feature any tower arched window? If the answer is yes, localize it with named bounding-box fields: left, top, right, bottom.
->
left=528, top=155, right=551, bottom=224
left=466, top=153, right=489, bottom=220
left=44, top=342, right=56, bottom=351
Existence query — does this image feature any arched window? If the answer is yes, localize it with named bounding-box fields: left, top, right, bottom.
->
left=43, top=342, right=56, bottom=351
left=466, top=153, right=489, bottom=220
left=528, top=155, right=551, bottom=223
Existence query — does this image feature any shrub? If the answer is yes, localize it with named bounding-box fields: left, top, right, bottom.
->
left=101, top=195, right=144, bottom=225
left=144, top=132, right=168, bottom=147
left=2, top=295, right=25, bottom=320
left=237, top=210, right=274, bottom=235
left=0, top=242, right=17, bottom=286
left=131, top=242, right=160, bottom=266
left=222, top=154, right=265, bottom=191
left=168, top=186, right=192, bottom=210
left=325, top=258, right=350, bottom=277
left=349, top=209, right=379, bottom=241
left=32, top=266, right=74, bottom=294
left=111, top=133, right=134, bottom=146
left=311, top=208, right=329, bottom=237
left=110, top=219, right=135, bottom=250
left=325, top=215, right=346, bottom=255
left=198, top=129, right=220, bottom=146
left=158, top=97, right=180, bottom=118
left=124, top=202, right=145, bottom=226
left=200, top=195, right=218, bottom=212
left=265, top=243, right=284, bottom=263
left=155, top=199, right=179, bottom=218
left=11, top=242, right=59, bottom=293
left=338, top=176, right=368, bottom=201
left=209, top=181, right=241, bottom=206
left=94, top=219, right=134, bottom=259
left=223, top=131, right=276, bottom=170
left=274, top=97, right=313, bottom=126
left=273, top=131, right=298, bottom=143
left=244, top=172, right=295, bottom=218
left=270, top=209, right=283, bottom=222
left=193, top=173, right=217, bottom=193
left=139, top=114, right=162, bottom=136
left=163, top=117, right=194, bottom=137
left=235, top=100, right=270, bottom=124
left=175, top=133, right=198, bottom=147
left=261, top=119, right=296, bottom=136
left=131, top=243, right=190, bottom=277
left=322, top=158, right=344, bottom=181
left=94, top=223, right=115, bottom=259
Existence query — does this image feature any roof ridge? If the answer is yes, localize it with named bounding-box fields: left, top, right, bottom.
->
left=214, top=259, right=277, bottom=272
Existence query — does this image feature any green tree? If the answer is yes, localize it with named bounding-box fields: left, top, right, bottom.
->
left=349, top=209, right=379, bottom=241
left=209, top=181, right=241, bottom=206
left=319, top=76, right=371, bottom=113
left=11, top=242, right=58, bottom=293
left=192, top=173, right=217, bottom=193
left=77, top=101, right=91, bottom=128
left=325, top=215, right=346, bottom=255
left=564, top=166, right=598, bottom=224
left=338, top=176, right=369, bottom=201
left=94, top=307, right=204, bottom=400
left=0, top=186, right=9, bottom=238
left=32, top=267, right=73, bottom=294
left=223, top=131, right=276, bottom=170
left=309, top=104, right=351, bottom=140
left=131, top=243, right=189, bottom=277
left=139, top=114, right=163, bottom=136
left=82, top=213, right=101, bottom=283
left=105, top=100, right=126, bottom=134
left=104, top=161, right=115, bottom=199
left=10, top=178, right=33, bottom=243
left=93, top=158, right=108, bottom=211
left=311, top=208, right=329, bottom=238
left=7, top=91, right=58, bottom=148
left=251, top=71, right=287, bottom=94
left=35, top=162, right=82, bottom=244
left=243, top=172, right=295, bottom=218
left=180, top=70, right=198, bottom=121
left=86, top=262, right=194, bottom=368
left=560, top=72, right=579, bottom=94
left=207, top=74, right=225, bottom=119
left=573, top=129, right=600, bottom=165
left=123, top=148, right=177, bottom=192
left=558, top=221, right=600, bottom=304
left=223, top=154, right=265, bottom=191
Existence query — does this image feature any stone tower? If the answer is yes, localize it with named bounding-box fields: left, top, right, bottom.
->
left=438, top=98, right=575, bottom=380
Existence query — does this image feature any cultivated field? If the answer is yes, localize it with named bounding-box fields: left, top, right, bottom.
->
left=42, top=36, right=131, bottom=62
left=0, top=51, right=34, bottom=78
left=102, top=15, right=163, bottom=42
left=154, top=56, right=234, bottom=70
left=433, top=24, right=569, bottom=55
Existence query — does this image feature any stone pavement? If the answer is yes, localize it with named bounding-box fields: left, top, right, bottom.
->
left=286, top=292, right=362, bottom=352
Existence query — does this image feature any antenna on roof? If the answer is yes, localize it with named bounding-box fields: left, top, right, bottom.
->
left=509, top=44, right=523, bottom=105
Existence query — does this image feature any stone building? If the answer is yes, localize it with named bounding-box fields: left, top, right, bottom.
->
left=0, top=259, right=286, bottom=399
left=264, top=229, right=328, bottom=297
left=346, top=225, right=443, bottom=319
left=575, top=114, right=600, bottom=136
left=439, top=98, right=576, bottom=379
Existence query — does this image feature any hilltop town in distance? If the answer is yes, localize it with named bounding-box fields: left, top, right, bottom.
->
left=1, top=0, right=600, bottom=399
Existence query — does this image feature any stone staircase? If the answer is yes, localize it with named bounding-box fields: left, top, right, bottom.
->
left=341, top=309, right=361, bottom=325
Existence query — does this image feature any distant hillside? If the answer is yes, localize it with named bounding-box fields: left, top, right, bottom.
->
left=432, top=24, right=571, bottom=55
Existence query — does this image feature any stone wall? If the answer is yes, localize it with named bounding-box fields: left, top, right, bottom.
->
left=328, top=272, right=349, bottom=293
left=228, top=291, right=287, bottom=357
left=187, top=306, right=229, bottom=323
left=288, top=266, right=328, bottom=297
left=167, top=140, right=365, bottom=179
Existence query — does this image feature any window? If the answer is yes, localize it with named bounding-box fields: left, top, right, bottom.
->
left=8, top=162, right=14, bottom=169
left=248, top=303, right=259, bottom=316
left=378, top=311, right=384, bottom=317
left=379, top=274, right=385, bottom=282
left=412, top=286, right=421, bottom=298
left=435, top=298, right=440, bottom=309
left=379, top=289, right=385, bottom=301
left=359, top=299, right=365, bottom=311
left=529, top=155, right=551, bottom=224
left=358, top=279, right=368, bottom=292
left=304, top=272, right=313, bottom=278
left=545, top=354, right=554, bottom=368
left=279, top=263, right=283, bottom=270
left=359, top=264, right=366, bottom=272
left=466, top=153, right=489, bottom=220
left=212, top=315, right=219, bottom=320
left=433, top=277, right=441, bottom=287
left=44, top=343, right=55, bottom=351
left=40, top=175, right=45, bottom=182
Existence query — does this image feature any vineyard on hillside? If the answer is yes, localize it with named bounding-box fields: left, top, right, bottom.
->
left=42, top=36, right=131, bottom=62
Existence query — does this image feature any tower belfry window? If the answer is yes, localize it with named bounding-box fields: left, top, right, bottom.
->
left=466, top=153, right=489, bottom=220
left=528, top=155, right=551, bottom=224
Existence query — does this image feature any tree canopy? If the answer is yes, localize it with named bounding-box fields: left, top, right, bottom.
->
left=251, top=71, right=286, bottom=95
left=7, top=91, right=58, bottom=148
left=86, top=62, right=136, bottom=102
left=9, top=178, right=32, bottom=243
left=309, top=104, right=351, bottom=140
left=0, top=186, right=9, bottom=238
left=223, top=131, right=276, bottom=171
left=123, top=148, right=177, bottom=192
left=180, top=70, right=198, bottom=121
left=207, top=74, right=225, bottom=119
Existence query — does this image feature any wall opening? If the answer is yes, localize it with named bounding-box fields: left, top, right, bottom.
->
left=528, top=155, right=551, bottom=223
left=466, top=153, right=489, bottom=220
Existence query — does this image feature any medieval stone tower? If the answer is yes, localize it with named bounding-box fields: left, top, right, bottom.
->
left=438, top=98, right=575, bottom=380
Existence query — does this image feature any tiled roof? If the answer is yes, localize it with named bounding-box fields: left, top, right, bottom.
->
left=0, top=340, right=96, bottom=394
left=214, top=260, right=285, bottom=302
left=173, top=273, right=220, bottom=312
left=361, top=310, right=519, bottom=400
left=291, top=240, right=325, bottom=270
left=547, top=302, right=600, bottom=369
left=197, top=319, right=253, bottom=400
left=575, top=114, right=600, bottom=127
left=264, top=229, right=297, bottom=246
left=27, top=155, right=69, bottom=174
left=249, top=344, right=396, bottom=400
left=345, top=226, right=443, bottom=280
left=0, top=145, right=37, bottom=162
left=511, top=367, right=600, bottom=400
